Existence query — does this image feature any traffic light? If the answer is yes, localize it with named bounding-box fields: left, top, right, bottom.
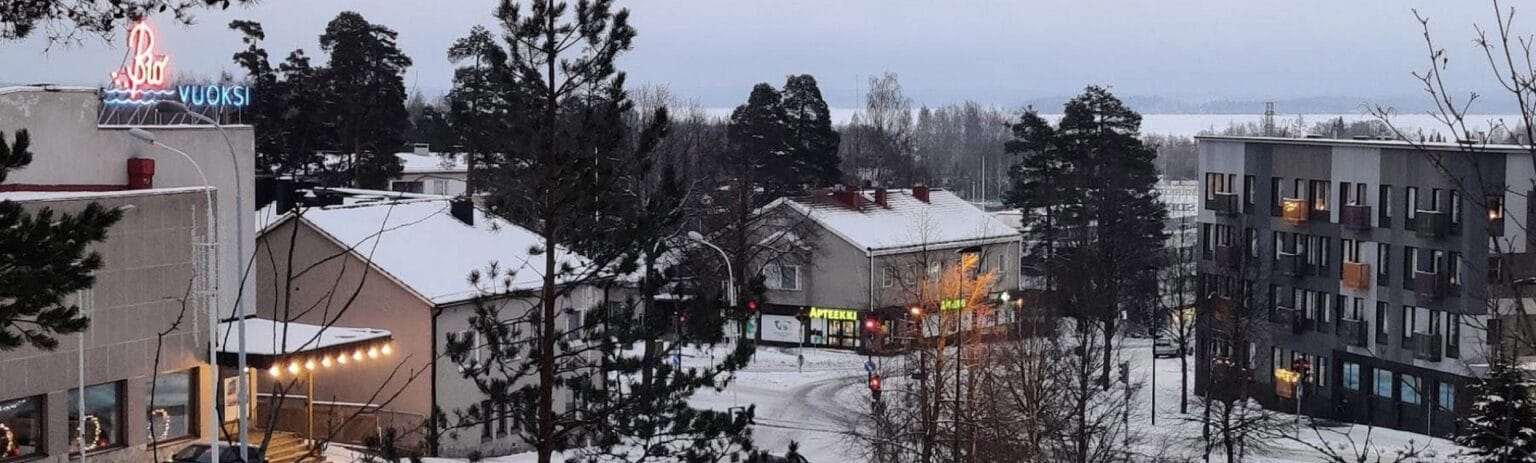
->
left=1118, top=361, right=1130, bottom=384
left=868, top=374, right=882, bottom=401
left=746, top=299, right=759, bottom=313
left=864, top=316, right=880, bottom=333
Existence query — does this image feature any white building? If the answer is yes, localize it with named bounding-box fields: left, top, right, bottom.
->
left=389, top=144, right=468, bottom=196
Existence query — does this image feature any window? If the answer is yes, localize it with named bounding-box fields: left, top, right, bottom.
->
left=1424, top=309, right=1440, bottom=336
left=1375, top=302, right=1389, bottom=344
left=69, top=381, right=124, bottom=454
left=1349, top=297, right=1365, bottom=320
left=1402, top=306, right=1416, bottom=347
left=1380, top=185, right=1393, bottom=222
left=449, top=330, right=482, bottom=369
left=390, top=180, right=424, bottom=193
left=1318, top=292, right=1333, bottom=325
left=481, top=400, right=493, bottom=440
left=1400, top=375, right=1422, bottom=405
left=1375, top=370, right=1394, bottom=398
left=1271, top=178, right=1284, bottom=211
left=1317, top=356, right=1329, bottom=389
left=1430, top=188, right=1443, bottom=212
left=764, top=264, right=801, bottom=291
left=1439, top=383, right=1456, bottom=412
left=993, top=254, right=1005, bottom=275
left=1447, top=313, right=1461, bottom=358
left=1489, top=195, right=1505, bottom=222
left=566, top=310, right=582, bottom=341
left=1273, top=231, right=1286, bottom=260
left=1406, top=187, right=1419, bottom=219
left=497, top=403, right=509, bottom=437
left=1245, top=175, right=1256, bottom=207
left=1294, top=178, right=1305, bottom=200
left=928, top=261, right=941, bottom=281
left=147, top=369, right=197, bottom=443
left=1490, top=256, right=1505, bottom=283
left=881, top=267, right=895, bottom=288
left=1340, top=181, right=1352, bottom=209
left=1403, top=246, right=1417, bottom=290
left=1205, top=172, right=1228, bottom=200
left=1377, top=243, right=1390, bottom=285
left=1310, top=180, right=1330, bottom=211
left=1450, top=190, right=1461, bottom=224
left=0, top=395, right=44, bottom=461
left=432, top=179, right=449, bottom=195
left=1343, top=362, right=1361, bottom=391
left=1341, top=239, right=1360, bottom=263
left=1246, top=228, right=1259, bottom=258
left=1449, top=252, right=1462, bottom=286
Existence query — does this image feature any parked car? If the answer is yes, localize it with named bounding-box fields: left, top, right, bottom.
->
left=1153, top=338, right=1184, bottom=358
left=171, top=444, right=266, bottom=463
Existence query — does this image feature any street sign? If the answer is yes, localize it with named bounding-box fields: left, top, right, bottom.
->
left=864, top=359, right=876, bottom=373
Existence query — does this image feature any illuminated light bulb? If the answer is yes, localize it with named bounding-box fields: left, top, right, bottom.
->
left=321, top=356, right=333, bottom=368
left=337, top=354, right=348, bottom=365
left=287, top=362, right=300, bottom=374
left=368, top=347, right=379, bottom=359
left=304, top=359, right=316, bottom=370
left=353, top=350, right=363, bottom=361
left=381, top=344, right=393, bottom=356
left=268, top=366, right=281, bottom=378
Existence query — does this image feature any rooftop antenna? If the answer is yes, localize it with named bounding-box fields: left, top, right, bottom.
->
left=1262, top=101, right=1276, bottom=136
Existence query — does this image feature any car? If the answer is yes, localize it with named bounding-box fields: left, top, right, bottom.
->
left=171, top=444, right=266, bottom=463
left=1153, top=338, right=1184, bottom=358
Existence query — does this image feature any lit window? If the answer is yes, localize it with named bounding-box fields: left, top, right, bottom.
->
left=146, top=369, right=197, bottom=443
left=69, top=381, right=124, bottom=454
left=0, top=395, right=44, bottom=461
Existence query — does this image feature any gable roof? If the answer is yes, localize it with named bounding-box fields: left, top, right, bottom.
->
left=285, top=199, right=592, bottom=305
left=769, top=188, right=1020, bottom=255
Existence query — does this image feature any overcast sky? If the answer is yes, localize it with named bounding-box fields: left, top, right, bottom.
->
left=0, top=0, right=1509, bottom=110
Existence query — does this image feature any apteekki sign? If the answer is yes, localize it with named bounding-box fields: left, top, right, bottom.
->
left=807, top=307, right=858, bottom=321
left=103, top=20, right=251, bottom=109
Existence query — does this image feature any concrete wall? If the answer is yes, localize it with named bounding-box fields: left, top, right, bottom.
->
left=0, top=189, right=215, bottom=462
left=0, top=87, right=255, bottom=338
left=253, top=218, right=435, bottom=438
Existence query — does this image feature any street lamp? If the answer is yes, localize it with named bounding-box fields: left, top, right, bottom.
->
left=127, top=127, right=221, bottom=463
left=152, top=99, right=251, bottom=458
left=685, top=231, right=736, bottom=308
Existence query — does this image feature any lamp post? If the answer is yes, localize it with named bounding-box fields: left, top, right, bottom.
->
left=128, top=128, right=220, bottom=463
left=686, top=231, right=736, bottom=308
left=151, top=99, right=251, bottom=459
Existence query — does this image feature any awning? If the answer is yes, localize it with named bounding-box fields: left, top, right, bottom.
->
left=216, top=318, right=393, bottom=376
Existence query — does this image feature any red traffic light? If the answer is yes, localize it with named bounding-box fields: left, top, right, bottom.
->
left=678, top=313, right=688, bottom=324
left=868, top=374, right=882, bottom=391
left=747, top=300, right=759, bottom=313
left=864, top=317, right=879, bottom=332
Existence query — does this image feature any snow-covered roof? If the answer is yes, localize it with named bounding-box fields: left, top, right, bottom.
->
left=395, top=151, right=466, bottom=173
left=289, top=198, right=593, bottom=304
left=769, top=188, right=1020, bottom=255
left=218, top=317, right=391, bottom=356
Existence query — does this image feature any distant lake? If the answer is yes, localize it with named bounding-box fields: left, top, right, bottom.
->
left=701, top=108, right=1523, bottom=138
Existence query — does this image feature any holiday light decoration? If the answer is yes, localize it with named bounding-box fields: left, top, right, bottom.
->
left=367, top=347, right=379, bottom=359
left=0, top=423, right=15, bottom=457
left=381, top=343, right=392, bottom=356
left=269, top=366, right=281, bottom=378
left=149, top=408, right=172, bottom=440
left=321, top=356, right=333, bottom=368
left=73, top=415, right=103, bottom=452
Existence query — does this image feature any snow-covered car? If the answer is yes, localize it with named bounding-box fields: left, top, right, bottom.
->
left=1153, top=338, right=1183, bottom=358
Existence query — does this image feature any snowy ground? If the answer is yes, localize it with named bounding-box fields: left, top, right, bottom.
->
left=327, top=338, right=1469, bottom=462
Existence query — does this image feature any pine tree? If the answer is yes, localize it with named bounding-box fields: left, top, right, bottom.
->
left=1459, top=355, right=1536, bottom=462
left=449, top=1, right=754, bottom=461
left=727, top=84, right=796, bottom=201
left=780, top=75, right=843, bottom=187
left=318, top=11, right=412, bottom=188
left=0, top=129, right=123, bottom=351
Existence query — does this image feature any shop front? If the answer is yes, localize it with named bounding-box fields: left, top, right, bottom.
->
left=757, top=304, right=867, bottom=350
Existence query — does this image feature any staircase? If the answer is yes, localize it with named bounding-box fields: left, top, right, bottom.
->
left=217, top=424, right=320, bottom=463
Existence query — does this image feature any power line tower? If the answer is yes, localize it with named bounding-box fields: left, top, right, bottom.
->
left=1262, top=101, right=1276, bottom=136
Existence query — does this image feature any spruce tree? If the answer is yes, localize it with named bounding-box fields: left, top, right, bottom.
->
left=727, top=84, right=796, bottom=201
left=318, top=11, right=411, bottom=188
left=0, top=129, right=122, bottom=351
left=780, top=75, right=843, bottom=187
left=1459, top=355, right=1536, bottom=462
left=448, top=1, right=753, bottom=461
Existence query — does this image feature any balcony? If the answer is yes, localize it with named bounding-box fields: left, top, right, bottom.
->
left=1339, top=318, right=1368, bottom=347
left=1207, top=192, right=1240, bottom=216
left=1275, top=306, right=1299, bottom=326
left=1414, top=271, right=1449, bottom=305
left=1415, top=210, right=1448, bottom=239
left=1282, top=198, right=1308, bottom=226
left=1412, top=332, right=1443, bottom=361
left=1215, top=245, right=1242, bottom=270
left=1342, top=261, right=1372, bottom=290
left=1278, top=252, right=1308, bottom=278
left=1341, top=204, right=1373, bottom=232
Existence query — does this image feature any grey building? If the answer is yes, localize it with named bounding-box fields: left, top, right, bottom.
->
left=1194, top=135, right=1530, bottom=437
left=752, top=186, right=1023, bottom=351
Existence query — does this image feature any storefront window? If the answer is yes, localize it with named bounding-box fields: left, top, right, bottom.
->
left=69, top=381, right=124, bottom=454
left=148, top=369, right=197, bottom=443
left=0, top=395, right=44, bottom=461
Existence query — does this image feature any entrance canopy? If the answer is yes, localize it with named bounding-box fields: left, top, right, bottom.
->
left=216, top=318, right=393, bottom=377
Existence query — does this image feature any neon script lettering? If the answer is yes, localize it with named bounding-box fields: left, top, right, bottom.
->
left=109, top=22, right=170, bottom=99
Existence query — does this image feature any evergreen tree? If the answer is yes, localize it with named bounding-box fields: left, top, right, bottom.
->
left=726, top=84, right=795, bottom=201
left=0, top=129, right=122, bottom=350
left=780, top=74, right=843, bottom=187
left=228, top=22, right=330, bottom=177
left=1004, top=86, right=1167, bottom=387
left=446, top=25, right=514, bottom=197
left=449, top=1, right=753, bottom=461
left=1459, top=355, right=1536, bottom=462
left=317, top=11, right=411, bottom=188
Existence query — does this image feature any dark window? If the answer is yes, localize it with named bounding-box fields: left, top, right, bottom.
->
left=69, top=381, right=124, bottom=454
left=1340, top=181, right=1351, bottom=210
left=1271, top=178, right=1284, bottom=216
left=497, top=403, right=509, bottom=436
left=0, top=395, right=44, bottom=461
left=1375, top=302, right=1389, bottom=345
left=1449, top=252, right=1462, bottom=288
left=1379, top=185, right=1393, bottom=227
left=1310, top=180, right=1330, bottom=211
left=1447, top=314, right=1461, bottom=358
left=147, top=369, right=197, bottom=444
left=1490, top=256, right=1504, bottom=283
left=1403, top=246, right=1417, bottom=290
left=1406, top=187, right=1419, bottom=227
left=1402, top=305, right=1415, bottom=348
left=1205, top=172, right=1227, bottom=200
left=481, top=400, right=493, bottom=440
left=1489, top=195, right=1506, bottom=222
left=1450, top=190, right=1462, bottom=225
left=1246, top=228, right=1258, bottom=258
left=1245, top=175, right=1257, bottom=209
left=1377, top=243, right=1390, bottom=286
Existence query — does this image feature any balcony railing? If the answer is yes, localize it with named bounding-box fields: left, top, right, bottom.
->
left=1340, top=318, right=1368, bottom=347
left=1342, top=261, right=1372, bottom=290
left=1413, top=332, right=1444, bottom=361
left=1278, top=252, right=1307, bottom=278
left=1207, top=192, right=1240, bottom=215
left=1414, top=271, right=1449, bottom=305
left=1341, top=204, right=1373, bottom=231
left=1215, top=245, right=1242, bottom=270
left=1282, top=198, right=1308, bottom=226
left=1275, top=306, right=1299, bottom=326
left=1415, top=210, right=1448, bottom=239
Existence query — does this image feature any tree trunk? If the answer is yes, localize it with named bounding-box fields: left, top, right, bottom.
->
left=1180, top=338, right=1189, bottom=414
left=538, top=222, right=557, bottom=463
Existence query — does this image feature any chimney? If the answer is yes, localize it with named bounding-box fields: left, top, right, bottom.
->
left=450, top=197, right=475, bottom=226
left=127, top=157, right=155, bottom=189
left=413, top=143, right=431, bottom=156
left=912, top=185, right=930, bottom=203
left=273, top=178, right=296, bottom=215
left=874, top=187, right=888, bottom=207
left=831, top=189, right=860, bottom=210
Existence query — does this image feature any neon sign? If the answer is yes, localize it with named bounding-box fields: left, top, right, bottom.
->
left=807, top=307, right=858, bottom=321
left=103, top=20, right=251, bottom=109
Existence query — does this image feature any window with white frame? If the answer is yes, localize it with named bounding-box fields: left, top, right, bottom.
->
left=433, top=179, right=449, bottom=195
left=1342, top=362, right=1361, bottom=391
left=1400, top=375, right=1422, bottom=404
left=881, top=267, right=895, bottom=288
left=764, top=264, right=802, bottom=291
left=450, top=330, right=482, bottom=369
left=1374, top=369, right=1393, bottom=398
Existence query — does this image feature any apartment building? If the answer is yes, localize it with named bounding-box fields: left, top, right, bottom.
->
left=1192, top=135, right=1530, bottom=437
